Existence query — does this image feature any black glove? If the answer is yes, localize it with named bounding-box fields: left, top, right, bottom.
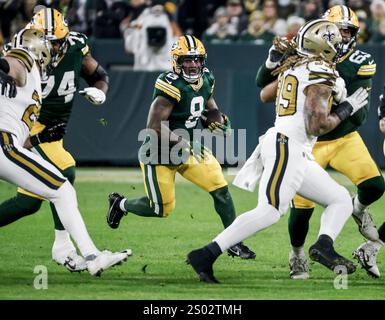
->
left=378, top=93, right=385, bottom=120
left=30, top=123, right=67, bottom=147
left=0, top=69, right=17, bottom=98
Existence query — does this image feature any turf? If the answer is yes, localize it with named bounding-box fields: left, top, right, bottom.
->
left=0, top=168, right=384, bottom=300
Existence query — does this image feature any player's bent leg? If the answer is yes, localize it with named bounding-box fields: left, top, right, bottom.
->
left=0, top=192, right=42, bottom=227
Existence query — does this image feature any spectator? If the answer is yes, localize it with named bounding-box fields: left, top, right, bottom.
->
left=356, top=9, right=371, bottom=43
left=120, top=0, right=149, bottom=32
left=89, top=0, right=130, bottom=38
left=370, top=19, right=385, bottom=43
left=0, top=0, right=29, bottom=42
left=202, top=6, right=237, bottom=43
left=285, top=15, right=305, bottom=40
left=238, top=10, right=275, bottom=44
left=244, top=0, right=259, bottom=14
left=277, top=0, right=297, bottom=19
left=123, top=3, right=175, bottom=71
left=262, top=0, right=287, bottom=36
left=297, top=0, right=323, bottom=21
left=226, top=0, right=249, bottom=34
left=369, top=0, right=385, bottom=36
left=177, top=0, right=209, bottom=38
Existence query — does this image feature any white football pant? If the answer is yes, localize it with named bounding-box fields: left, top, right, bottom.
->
left=214, top=129, right=352, bottom=251
left=0, top=131, right=99, bottom=257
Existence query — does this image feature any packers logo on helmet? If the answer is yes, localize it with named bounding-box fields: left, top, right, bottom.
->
left=296, top=19, right=342, bottom=62
left=29, top=7, right=69, bottom=68
left=171, top=35, right=207, bottom=83
left=10, top=28, right=51, bottom=75
left=323, top=5, right=359, bottom=55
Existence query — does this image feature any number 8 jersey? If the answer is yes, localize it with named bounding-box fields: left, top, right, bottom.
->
left=153, top=67, right=215, bottom=139
left=274, top=60, right=338, bottom=152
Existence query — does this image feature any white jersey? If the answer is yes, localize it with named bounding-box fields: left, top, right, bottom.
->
left=0, top=48, right=42, bottom=143
left=274, top=60, right=337, bottom=152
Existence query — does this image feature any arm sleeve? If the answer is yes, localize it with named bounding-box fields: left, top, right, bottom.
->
left=255, top=63, right=278, bottom=88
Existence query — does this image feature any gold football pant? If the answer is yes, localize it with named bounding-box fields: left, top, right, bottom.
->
left=293, top=131, right=382, bottom=209
left=140, top=153, right=227, bottom=217
left=18, top=121, right=76, bottom=200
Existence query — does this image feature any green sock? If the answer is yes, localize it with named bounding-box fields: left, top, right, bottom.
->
left=0, top=193, right=42, bottom=227
left=50, top=166, right=76, bottom=230
left=357, top=176, right=385, bottom=206
left=210, top=186, right=236, bottom=228
left=123, top=196, right=160, bottom=217
left=288, top=207, right=314, bottom=248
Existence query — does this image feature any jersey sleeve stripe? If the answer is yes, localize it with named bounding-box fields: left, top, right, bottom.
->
left=81, top=45, right=90, bottom=56
left=6, top=49, right=34, bottom=72
left=155, top=80, right=181, bottom=101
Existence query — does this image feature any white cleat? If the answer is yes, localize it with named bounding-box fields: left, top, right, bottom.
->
left=86, top=250, right=129, bottom=277
left=52, top=241, right=87, bottom=272
left=352, top=208, right=379, bottom=241
left=289, top=252, right=310, bottom=280
left=353, top=241, right=380, bottom=278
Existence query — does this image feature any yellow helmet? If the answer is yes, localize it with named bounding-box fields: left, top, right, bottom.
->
left=296, top=19, right=342, bottom=62
left=29, top=7, right=69, bottom=67
left=323, top=5, right=359, bottom=54
left=171, top=35, right=207, bottom=83
left=11, top=28, right=51, bottom=74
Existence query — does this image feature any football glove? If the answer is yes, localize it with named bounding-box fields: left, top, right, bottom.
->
left=334, top=87, right=368, bottom=121
left=30, top=122, right=67, bottom=147
left=79, top=87, right=106, bottom=105
left=378, top=94, right=385, bottom=120
left=0, top=69, right=17, bottom=98
left=265, top=44, right=284, bottom=69
left=208, top=114, right=232, bottom=136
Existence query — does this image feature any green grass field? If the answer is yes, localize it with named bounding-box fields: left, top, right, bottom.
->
left=0, top=168, right=384, bottom=300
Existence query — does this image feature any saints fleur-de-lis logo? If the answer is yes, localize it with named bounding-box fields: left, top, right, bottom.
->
left=322, top=29, right=336, bottom=42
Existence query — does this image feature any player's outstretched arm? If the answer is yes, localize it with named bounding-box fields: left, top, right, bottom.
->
left=260, top=79, right=278, bottom=103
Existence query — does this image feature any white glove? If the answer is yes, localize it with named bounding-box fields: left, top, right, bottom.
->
left=79, top=87, right=106, bottom=105
left=343, top=87, right=368, bottom=115
left=332, top=77, right=347, bottom=103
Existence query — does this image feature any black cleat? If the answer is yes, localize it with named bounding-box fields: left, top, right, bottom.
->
left=106, top=192, right=126, bottom=229
left=309, top=241, right=356, bottom=274
left=186, top=248, right=219, bottom=284
left=228, top=242, right=256, bottom=260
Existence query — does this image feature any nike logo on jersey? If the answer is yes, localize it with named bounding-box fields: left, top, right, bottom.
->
left=368, top=60, right=375, bottom=65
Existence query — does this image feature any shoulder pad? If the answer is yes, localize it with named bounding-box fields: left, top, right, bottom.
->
left=5, top=48, right=34, bottom=72
left=155, top=72, right=181, bottom=102
left=307, top=61, right=336, bottom=75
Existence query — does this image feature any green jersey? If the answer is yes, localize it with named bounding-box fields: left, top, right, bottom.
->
left=38, top=32, right=90, bottom=126
left=153, top=68, right=215, bottom=135
left=319, top=49, right=375, bottom=141
left=255, top=49, right=376, bottom=141
left=139, top=68, right=215, bottom=164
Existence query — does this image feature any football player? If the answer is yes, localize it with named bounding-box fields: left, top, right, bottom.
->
left=0, top=28, right=129, bottom=276
left=0, top=7, right=109, bottom=272
left=353, top=88, right=385, bottom=278
left=256, top=5, right=385, bottom=279
left=187, top=19, right=367, bottom=283
left=106, top=35, right=256, bottom=260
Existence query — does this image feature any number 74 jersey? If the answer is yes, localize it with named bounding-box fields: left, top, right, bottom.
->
left=153, top=68, right=215, bottom=138
left=274, top=60, right=338, bottom=152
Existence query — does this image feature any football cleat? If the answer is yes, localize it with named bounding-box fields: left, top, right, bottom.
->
left=353, top=241, right=380, bottom=278
left=107, top=192, right=126, bottom=229
left=352, top=208, right=379, bottom=241
left=186, top=248, right=219, bottom=284
left=52, top=240, right=87, bottom=272
left=309, top=240, right=356, bottom=274
left=86, top=250, right=129, bottom=277
left=227, top=242, right=256, bottom=260
left=289, top=252, right=310, bottom=280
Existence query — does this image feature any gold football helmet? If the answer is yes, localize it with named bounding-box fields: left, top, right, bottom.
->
left=323, top=5, right=359, bottom=54
left=171, top=35, right=207, bottom=83
left=296, top=19, right=342, bottom=62
left=28, top=7, right=69, bottom=67
left=11, top=28, right=51, bottom=74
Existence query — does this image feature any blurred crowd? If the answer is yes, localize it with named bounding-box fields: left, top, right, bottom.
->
left=1, top=0, right=385, bottom=69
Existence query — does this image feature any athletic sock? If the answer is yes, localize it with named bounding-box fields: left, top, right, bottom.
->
left=288, top=207, right=314, bottom=248
left=123, top=196, right=160, bottom=217
left=210, top=186, right=236, bottom=228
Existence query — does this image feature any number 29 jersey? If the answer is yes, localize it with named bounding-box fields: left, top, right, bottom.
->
left=274, top=60, right=338, bottom=152
left=153, top=68, right=215, bottom=139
